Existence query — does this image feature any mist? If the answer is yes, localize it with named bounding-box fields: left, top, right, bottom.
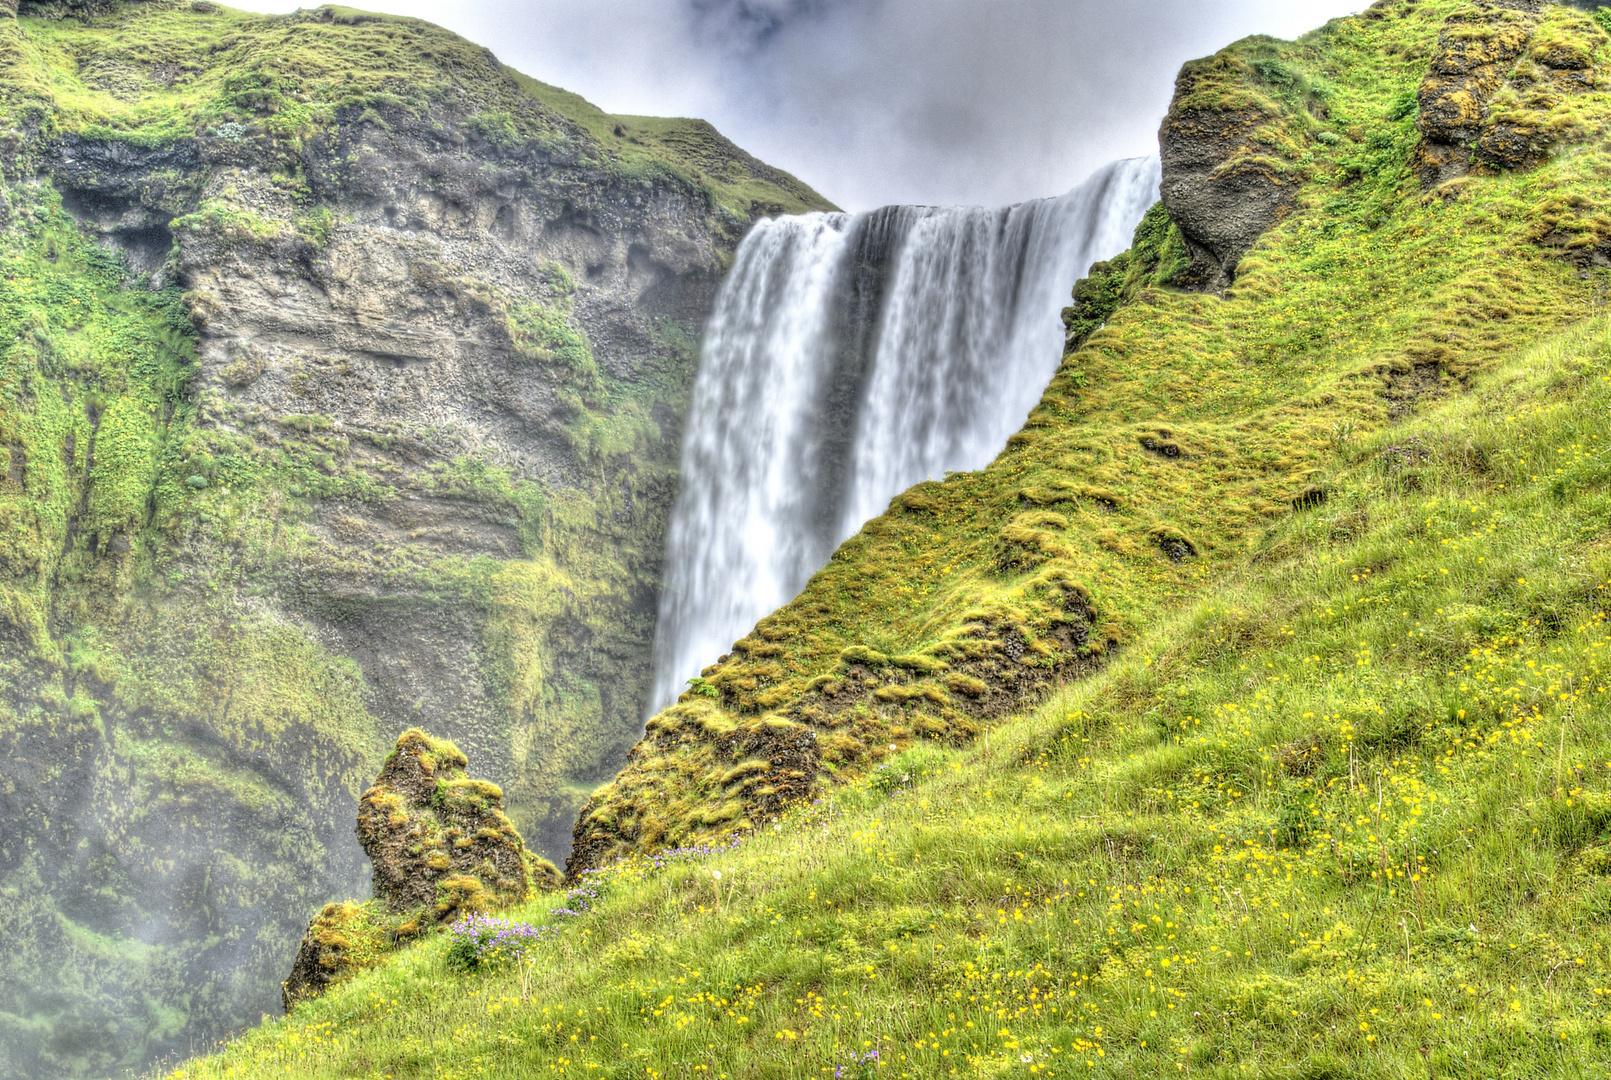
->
left=240, top=0, right=1368, bottom=211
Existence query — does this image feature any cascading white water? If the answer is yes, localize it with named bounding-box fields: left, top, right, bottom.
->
left=651, top=156, right=1162, bottom=712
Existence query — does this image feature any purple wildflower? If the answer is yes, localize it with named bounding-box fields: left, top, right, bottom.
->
left=446, top=914, right=559, bottom=969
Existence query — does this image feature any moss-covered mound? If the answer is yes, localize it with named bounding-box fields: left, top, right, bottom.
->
left=171, top=262, right=1611, bottom=1080
left=358, top=728, right=537, bottom=916
left=282, top=729, right=557, bottom=1010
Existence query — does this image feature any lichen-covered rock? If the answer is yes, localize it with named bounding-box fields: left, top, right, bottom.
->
left=358, top=729, right=533, bottom=917
left=1413, top=3, right=1606, bottom=189
left=282, top=729, right=557, bottom=1010
left=1412, top=5, right=1537, bottom=187
left=281, top=901, right=400, bottom=1012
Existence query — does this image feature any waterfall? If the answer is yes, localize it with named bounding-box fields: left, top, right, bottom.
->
left=651, top=156, right=1162, bottom=712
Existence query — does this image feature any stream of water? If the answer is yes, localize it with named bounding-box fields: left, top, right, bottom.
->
left=651, top=157, right=1162, bottom=712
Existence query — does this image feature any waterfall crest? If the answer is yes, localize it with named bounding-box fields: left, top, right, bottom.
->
left=651, top=157, right=1162, bottom=712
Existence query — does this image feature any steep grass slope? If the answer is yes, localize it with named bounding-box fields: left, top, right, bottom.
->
left=165, top=289, right=1611, bottom=1080
left=568, top=0, right=1611, bottom=869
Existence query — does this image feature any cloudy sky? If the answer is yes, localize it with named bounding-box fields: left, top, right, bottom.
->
left=241, top=0, right=1365, bottom=211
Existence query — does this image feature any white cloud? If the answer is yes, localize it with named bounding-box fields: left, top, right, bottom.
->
left=238, top=0, right=1366, bottom=210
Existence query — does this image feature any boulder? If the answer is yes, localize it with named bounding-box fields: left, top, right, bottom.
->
left=282, top=729, right=556, bottom=1011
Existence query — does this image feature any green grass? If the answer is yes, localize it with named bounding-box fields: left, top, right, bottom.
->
left=573, top=0, right=1611, bottom=863
left=163, top=309, right=1611, bottom=1079
left=12, top=0, right=1611, bottom=1074
left=0, top=2, right=832, bottom=221
left=163, top=2, right=1611, bottom=1075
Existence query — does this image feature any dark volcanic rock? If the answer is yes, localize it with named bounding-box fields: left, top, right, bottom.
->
left=1411, top=5, right=1535, bottom=187
left=1159, top=68, right=1298, bottom=293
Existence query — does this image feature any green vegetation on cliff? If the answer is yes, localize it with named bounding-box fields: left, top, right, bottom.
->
left=0, top=0, right=831, bottom=222
left=0, top=181, right=386, bottom=1076
left=165, top=0, right=1611, bottom=1076
left=167, top=304, right=1611, bottom=1079
left=0, top=2, right=832, bottom=1077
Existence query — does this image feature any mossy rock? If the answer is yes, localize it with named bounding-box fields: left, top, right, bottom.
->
left=284, top=729, right=539, bottom=1010
left=358, top=729, right=529, bottom=916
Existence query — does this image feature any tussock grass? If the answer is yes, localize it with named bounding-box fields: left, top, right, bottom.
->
left=165, top=312, right=1611, bottom=1079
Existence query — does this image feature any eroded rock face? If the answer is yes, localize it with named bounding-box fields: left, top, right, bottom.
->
left=1158, top=79, right=1298, bottom=293
left=1412, top=5, right=1537, bottom=186
left=0, top=5, right=829, bottom=1074
left=42, top=99, right=754, bottom=859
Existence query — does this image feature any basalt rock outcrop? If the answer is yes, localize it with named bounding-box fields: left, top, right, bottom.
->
left=1414, top=2, right=1606, bottom=187
left=1413, top=4, right=1538, bottom=185
left=1158, top=97, right=1299, bottom=294
left=282, top=729, right=550, bottom=1011
left=1159, top=0, right=1605, bottom=291
left=357, top=729, right=536, bottom=917
left=1155, top=26, right=1323, bottom=295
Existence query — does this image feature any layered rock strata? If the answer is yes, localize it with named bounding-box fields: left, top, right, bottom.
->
left=0, top=3, right=828, bottom=1075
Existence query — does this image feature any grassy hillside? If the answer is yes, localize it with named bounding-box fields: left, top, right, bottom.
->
left=163, top=305, right=1611, bottom=1079
left=568, top=0, right=1611, bottom=867
left=160, top=0, right=1611, bottom=1077
left=0, top=1, right=833, bottom=222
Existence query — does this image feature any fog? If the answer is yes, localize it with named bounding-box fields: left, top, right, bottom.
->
left=241, top=0, right=1368, bottom=210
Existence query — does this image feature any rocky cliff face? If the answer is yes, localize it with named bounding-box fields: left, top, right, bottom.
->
left=0, top=3, right=828, bottom=1077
